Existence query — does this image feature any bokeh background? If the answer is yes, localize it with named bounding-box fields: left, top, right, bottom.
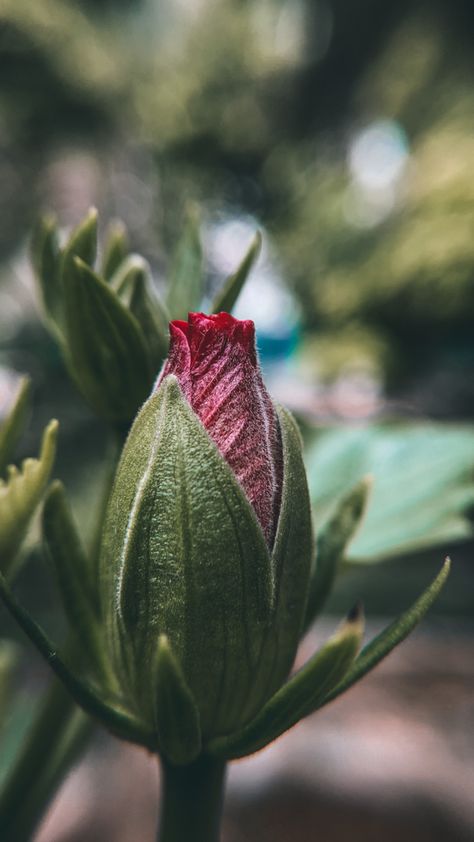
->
left=0, top=1, right=473, bottom=840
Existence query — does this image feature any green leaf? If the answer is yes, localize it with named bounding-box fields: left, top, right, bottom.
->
left=101, top=220, right=129, bottom=281
left=0, top=376, right=31, bottom=476
left=166, top=205, right=202, bottom=319
left=211, top=231, right=262, bottom=314
left=0, top=420, right=58, bottom=578
left=100, top=376, right=274, bottom=738
left=31, top=215, right=63, bottom=333
left=62, top=257, right=152, bottom=423
left=319, top=559, right=451, bottom=708
left=0, top=569, right=155, bottom=750
left=306, top=424, right=474, bottom=562
left=209, top=606, right=363, bottom=759
left=60, top=208, right=98, bottom=283
left=154, top=635, right=201, bottom=765
left=303, top=477, right=372, bottom=633
left=112, top=255, right=169, bottom=369
left=42, top=482, right=107, bottom=679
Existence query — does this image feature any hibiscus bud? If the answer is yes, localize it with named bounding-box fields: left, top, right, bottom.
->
left=157, top=312, right=282, bottom=546
left=100, top=312, right=313, bottom=757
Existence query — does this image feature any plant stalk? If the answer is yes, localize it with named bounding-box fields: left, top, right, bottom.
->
left=158, top=754, right=227, bottom=842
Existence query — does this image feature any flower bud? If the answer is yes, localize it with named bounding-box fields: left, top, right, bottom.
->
left=100, top=312, right=313, bottom=749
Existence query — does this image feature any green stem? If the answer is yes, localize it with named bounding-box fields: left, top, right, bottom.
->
left=0, top=679, right=92, bottom=841
left=158, top=755, right=227, bottom=842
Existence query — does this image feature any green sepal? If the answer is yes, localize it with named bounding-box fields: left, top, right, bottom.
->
left=42, top=481, right=107, bottom=679
left=113, top=256, right=169, bottom=369
left=100, top=376, right=274, bottom=738
left=62, top=257, right=152, bottom=423
left=0, top=569, right=156, bottom=750
left=101, top=220, right=129, bottom=281
left=211, top=231, right=262, bottom=314
left=244, top=406, right=314, bottom=720
left=209, top=606, right=364, bottom=760
left=31, top=215, right=63, bottom=334
left=154, top=635, right=201, bottom=765
left=303, top=477, right=372, bottom=634
left=0, top=420, right=58, bottom=578
left=60, top=208, right=98, bottom=283
left=166, top=205, right=202, bottom=319
left=0, top=376, right=31, bottom=476
left=318, top=558, right=451, bottom=709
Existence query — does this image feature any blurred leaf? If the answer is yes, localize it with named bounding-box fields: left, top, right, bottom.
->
left=306, top=424, right=474, bottom=562
left=166, top=205, right=202, bottom=319
left=303, top=477, right=372, bottom=632
left=31, top=216, right=63, bottom=334
left=62, top=257, right=152, bottom=423
left=101, top=220, right=129, bottom=281
left=60, top=208, right=98, bottom=290
left=0, top=420, right=58, bottom=578
left=0, top=377, right=31, bottom=477
left=211, top=231, right=261, bottom=314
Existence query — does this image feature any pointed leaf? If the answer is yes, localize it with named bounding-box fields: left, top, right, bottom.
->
left=63, top=257, right=152, bottom=423
left=211, top=231, right=262, bottom=314
left=128, top=269, right=170, bottom=370
left=60, top=208, right=98, bottom=282
left=31, top=215, right=63, bottom=333
left=154, top=635, right=201, bottom=765
left=209, top=606, right=364, bottom=759
left=42, top=481, right=106, bottom=678
left=101, top=220, right=129, bottom=281
left=0, top=570, right=155, bottom=750
left=0, top=376, right=31, bottom=476
left=111, top=255, right=169, bottom=368
left=0, top=420, right=58, bottom=578
left=303, top=477, right=372, bottom=634
left=166, top=205, right=202, bottom=319
left=319, top=559, right=451, bottom=708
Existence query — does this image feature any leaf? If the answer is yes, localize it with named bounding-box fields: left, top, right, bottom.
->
left=0, top=568, right=155, bottom=750
left=0, top=376, right=31, bottom=476
left=101, top=220, right=129, bottom=281
left=154, top=635, right=201, bottom=765
left=100, top=376, right=274, bottom=738
left=42, top=482, right=106, bottom=678
left=208, top=606, right=364, bottom=759
left=113, top=255, right=169, bottom=370
left=211, top=231, right=262, bottom=314
left=31, top=215, right=63, bottom=333
left=306, top=424, right=474, bottom=562
left=62, top=257, right=152, bottom=423
left=166, top=205, right=203, bottom=319
left=319, top=559, right=451, bottom=708
left=303, top=478, right=372, bottom=633
left=60, top=208, right=98, bottom=283
left=0, top=420, right=58, bottom=578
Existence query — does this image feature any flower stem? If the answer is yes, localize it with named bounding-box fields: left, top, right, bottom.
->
left=158, top=755, right=227, bottom=842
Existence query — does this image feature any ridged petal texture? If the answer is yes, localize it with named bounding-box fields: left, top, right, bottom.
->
left=157, top=312, right=282, bottom=547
